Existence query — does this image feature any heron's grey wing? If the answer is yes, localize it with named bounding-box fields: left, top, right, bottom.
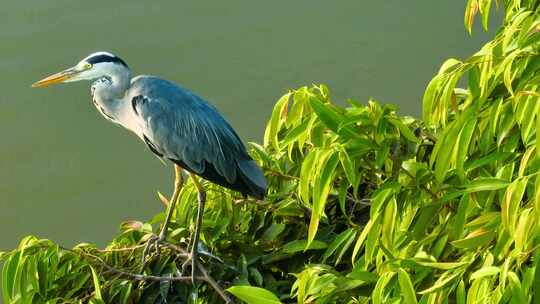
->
left=129, top=76, right=266, bottom=198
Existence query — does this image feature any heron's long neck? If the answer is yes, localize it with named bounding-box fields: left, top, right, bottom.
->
left=91, top=68, right=132, bottom=123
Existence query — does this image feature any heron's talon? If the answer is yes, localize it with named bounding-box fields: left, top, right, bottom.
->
left=180, top=250, right=199, bottom=285
left=141, top=234, right=166, bottom=267
left=180, top=254, right=191, bottom=276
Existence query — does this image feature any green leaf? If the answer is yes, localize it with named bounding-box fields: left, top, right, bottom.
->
left=411, top=260, right=470, bottom=270
left=464, top=151, right=513, bottom=172
left=451, top=195, right=470, bottom=240
left=307, top=150, right=339, bottom=247
left=298, top=149, right=319, bottom=205
left=370, top=184, right=398, bottom=217
left=479, top=0, right=492, bottom=31
left=470, top=266, right=500, bottom=280
left=456, top=280, right=466, bottom=304
left=537, top=98, right=540, bottom=157
left=387, top=117, right=419, bottom=142
left=381, top=198, right=397, bottom=250
left=372, top=272, right=395, bottom=304
left=347, top=270, right=379, bottom=282
left=463, top=178, right=510, bottom=193
left=501, top=177, right=528, bottom=234
left=422, top=76, right=441, bottom=125
left=120, top=282, right=133, bottom=304
left=309, top=97, right=359, bottom=139
left=309, top=96, right=342, bottom=132
left=351, top=215, right=379, bottom=263
left=337, top=145, right=357, bottom=188
left=456, top=118, right=477, bottom=179
left=282, top=240, right=327, bottom=254
left=464, top=0, right=479, bottom=34
left=288, top=90, right=308, bottom=127
left=2, top=252, right=13, bottom=303
left=508, top=272, right=527, bottom=304
left=249, top=268, right=264, bottom=287
left=3, top=251, right=21, bottom=302
left=450, top=229, right=495, bottom=249
left=398, top=268, right=418, bottom=304
left=412, top=205, right=441, bottom=240
left=432, top=120, right=461, bottom=182
left=90, top=266, right=103, bottom=301
left=227, top=285, right=282, bottom=304
left=334, top=228, right=358, bottom=265
left=263, top=92, right=291, bottom=150
left=322, top=228, right=356, bottom=263
left=418, top=271, right=461, bottom=294
left=261, top=224, right=286, bottom=242
left=281, top=117, right=310, bottom=146
left=534, top=253, right=540, bottom=304
left=432, top=104, right=479, bottom=182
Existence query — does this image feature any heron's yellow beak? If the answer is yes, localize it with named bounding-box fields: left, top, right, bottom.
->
left=32, top=68, right=77, bottom=88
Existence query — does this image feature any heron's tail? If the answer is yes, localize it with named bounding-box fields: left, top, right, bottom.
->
left=237, top=159, right=267, bottom=200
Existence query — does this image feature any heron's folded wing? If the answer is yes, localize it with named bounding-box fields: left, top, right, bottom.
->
left=131, top=83, right=249, bottom=185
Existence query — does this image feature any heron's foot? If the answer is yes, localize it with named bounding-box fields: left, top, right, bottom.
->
left=180, top=245, right=199, bottom=285
left=141, top=233, right=166, bottom=266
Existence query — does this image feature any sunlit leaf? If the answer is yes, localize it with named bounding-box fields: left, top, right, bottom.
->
left=411, top=260, right=470, bottom=270
left=479, top=0, right=492, bottom=31
left=372, top=272, right=395, bottom=304
left=464, top=0, right=479, bottom=34
left=470, top=266, right=500, bottom=280
left=398, top=268, right=418, bottom=304
left=264, top=92, right=291, bottom=150
left=298, top=149, right=319, bottom=205
left=90, top=266, right=103, bottom=301
left=451, top=229, right=496, bottom=249
left=462, top=178, right=509, bottom=193
left=418, top=271, right=462, bottom=294
left=352, top=214, right=379, bottom=263
left=227, top=286, right=282, bottom=304
left=307, top=150, right=339, bottom=247
left=501, top=177, right=528, bottom=234
left=508, top=272, right=527, bottom=303
left=309, top=97, right=360, bottom=139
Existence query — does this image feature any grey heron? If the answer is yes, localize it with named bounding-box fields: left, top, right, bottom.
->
left=32, top=51, right=267, bottom=280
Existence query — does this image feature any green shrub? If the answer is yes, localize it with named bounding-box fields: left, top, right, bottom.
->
left=3, top=1, right=540, bottom=303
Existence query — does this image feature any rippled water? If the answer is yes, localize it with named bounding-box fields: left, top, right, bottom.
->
left=0, top=1, right=498, bottom=249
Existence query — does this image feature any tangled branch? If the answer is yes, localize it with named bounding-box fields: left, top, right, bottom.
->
left=61, top=239, right=234, bottom=303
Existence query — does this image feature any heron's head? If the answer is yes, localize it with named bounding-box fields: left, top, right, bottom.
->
left=32, top=52, right=129, bottom=88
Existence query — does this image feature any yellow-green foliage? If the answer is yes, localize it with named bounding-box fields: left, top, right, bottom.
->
left=3, top=1, right=540, bottom=303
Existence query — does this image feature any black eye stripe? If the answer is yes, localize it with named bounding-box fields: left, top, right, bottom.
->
left=86, top=54, right=128, bottom=68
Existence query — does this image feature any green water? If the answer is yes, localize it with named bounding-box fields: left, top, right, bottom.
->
left=0, top=1, right=498, bottom=250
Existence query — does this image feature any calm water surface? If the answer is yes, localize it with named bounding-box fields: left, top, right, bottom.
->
left=0, top=1, right=498, bottom=250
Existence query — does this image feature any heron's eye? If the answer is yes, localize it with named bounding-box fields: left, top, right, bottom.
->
left=84, top=63, right=92, bottom=69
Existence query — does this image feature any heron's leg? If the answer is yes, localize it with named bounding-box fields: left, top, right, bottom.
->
left=182, top=173, right=206, bottom=284
left=158, top=164, right=184, bottom=240
left=142, top=165, right=183, bottom=264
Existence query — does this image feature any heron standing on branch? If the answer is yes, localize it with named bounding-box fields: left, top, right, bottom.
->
left=32, top=51, right=267, bottom=280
